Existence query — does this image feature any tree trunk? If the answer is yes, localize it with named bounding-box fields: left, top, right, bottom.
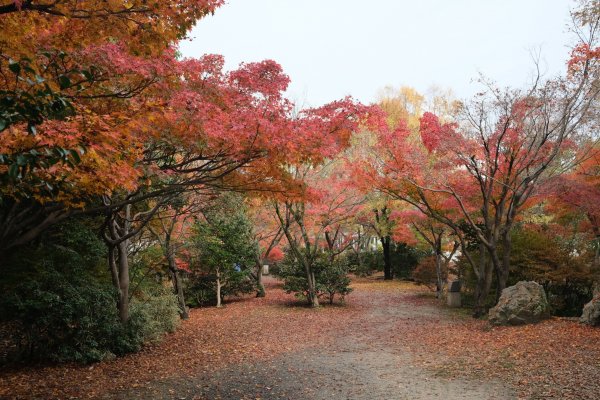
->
left=382, top=236, right=392, bottom=280
left=307, top=268, right=319, bottom=307
left=495, top=234, right=512, bottom=302
left=255, top=258, right=265, bottom=298
left=473, top=244, right=494, bottom=317
left=356, top=246, right=363, bottom=273
left=216, top=268, right=222, bottom=308
left=164, top=230, right=188, bottom=319
left=169, top=265, right=188, bottom=319
left=594, top=239, right=600, bottom=271
left=117, top=239, right=130, bottom=323
left=435, top=253, right=443, bottom=299
left=434, top=235, right=444, bottom=299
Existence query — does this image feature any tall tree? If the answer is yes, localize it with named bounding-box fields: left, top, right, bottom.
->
left=369, top=13, right=599, bottom=308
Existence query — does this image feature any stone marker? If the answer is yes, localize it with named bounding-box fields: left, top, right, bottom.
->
left=580, top=295, right=600, bottom=326
left=262, top=264, right=269, bottom=275
left=488, top=281, right=550, bottom=326
left=447, top=280, right=461, bottom=307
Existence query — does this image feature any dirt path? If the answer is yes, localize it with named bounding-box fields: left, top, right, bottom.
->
left=102, top=278, right=514, bottom=400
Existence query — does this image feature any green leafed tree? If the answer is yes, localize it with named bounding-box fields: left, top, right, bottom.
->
left=190, top=193, right=257, bottom=307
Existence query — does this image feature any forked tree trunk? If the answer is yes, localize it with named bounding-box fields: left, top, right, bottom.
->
left=306, top=266, right=319, bottom=307
left=168, top=257, right=188, bottom=319
left=105, top=208, right=132, bottom=324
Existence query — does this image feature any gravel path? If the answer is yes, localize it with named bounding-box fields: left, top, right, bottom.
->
left=107, top=279, right=515, bottom=400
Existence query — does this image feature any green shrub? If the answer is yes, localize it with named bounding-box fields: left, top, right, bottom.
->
left=2, top=265, right=119, bottom=363
left=186, top=269, right=255, bottom=307
left=344, top=251, right=377, bottom=276
left=0, top=218, right=181, bottom=364
left=278, top=251, right=353, bottom=304
left=131, top=286, right=180, bottom=342
left=186, top=192, right=258, bottom=307
left=391, top=242, right=423, bottom=279
left=343, top=242, right=423, bottom=279
left=320, top=262, right=353, bottom=304
left=185, top=274, right=217, bottom=307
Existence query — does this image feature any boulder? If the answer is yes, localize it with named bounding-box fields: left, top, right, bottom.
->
left=488, top=281, right=550, bottom=326
left=580, top=296, right=600, bottom=327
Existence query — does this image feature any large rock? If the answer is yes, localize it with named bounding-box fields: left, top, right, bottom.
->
left=580, top=296, right=600, bottom=327
left=488, top=281, right=550, bottom=326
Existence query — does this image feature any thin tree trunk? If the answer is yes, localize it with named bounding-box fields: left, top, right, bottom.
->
left=435, top=253, right=443, bottom=299
left=163, top=229, right=188, bottom=319
left=107, top=243, right=121, bottom=300
left=169, top=262, right=188, bottom=319
left=306, top=267, right=319, bottom=307
left=117, top=239, right=130, bottom=323
left=434, top=235, right=444, bottom=299
left=255, top=258, right=265, bottom=298
left=216, top=268, right=222, bottom=308
left=382, top=236, right=392, bottom=280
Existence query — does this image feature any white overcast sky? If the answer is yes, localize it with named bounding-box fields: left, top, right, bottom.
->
left=180, top=0, right=575, bottom=107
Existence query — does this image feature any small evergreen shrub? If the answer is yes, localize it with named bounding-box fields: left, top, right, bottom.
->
left=277, top=252, right=353, bottom=305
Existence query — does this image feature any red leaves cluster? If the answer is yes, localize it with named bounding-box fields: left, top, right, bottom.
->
left=419, top=111, right=459, bottom=154
left=568, top=43, right=600, bottom=76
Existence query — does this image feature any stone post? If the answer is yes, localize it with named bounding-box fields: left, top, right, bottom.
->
left=447, top=280, right=462, bottom=308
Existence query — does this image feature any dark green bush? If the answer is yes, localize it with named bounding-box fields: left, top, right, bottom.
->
left=1, top=267, right=122, bottom=363
left=0, top=218, right=180, bottom=364
left=185, top=269, right=255, bottom=307
left=390, top=242, right=423, bottom=279
left=320, top=262, right=353, bottom=304
left=277, top=251, right=353, bottom=304
left=343, top=242, right=423, bottom=279
left=344, top=251, right=379, bottom=276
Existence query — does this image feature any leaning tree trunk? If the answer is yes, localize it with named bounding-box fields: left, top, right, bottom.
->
left=163, top=230, right=188, bottom=319
left=381, top=236, right=392, bottom=280
left=167, top=253, right=188, bottom=319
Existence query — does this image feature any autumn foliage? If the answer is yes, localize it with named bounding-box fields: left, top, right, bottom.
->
left=1, top=1, right=600, bottom=399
